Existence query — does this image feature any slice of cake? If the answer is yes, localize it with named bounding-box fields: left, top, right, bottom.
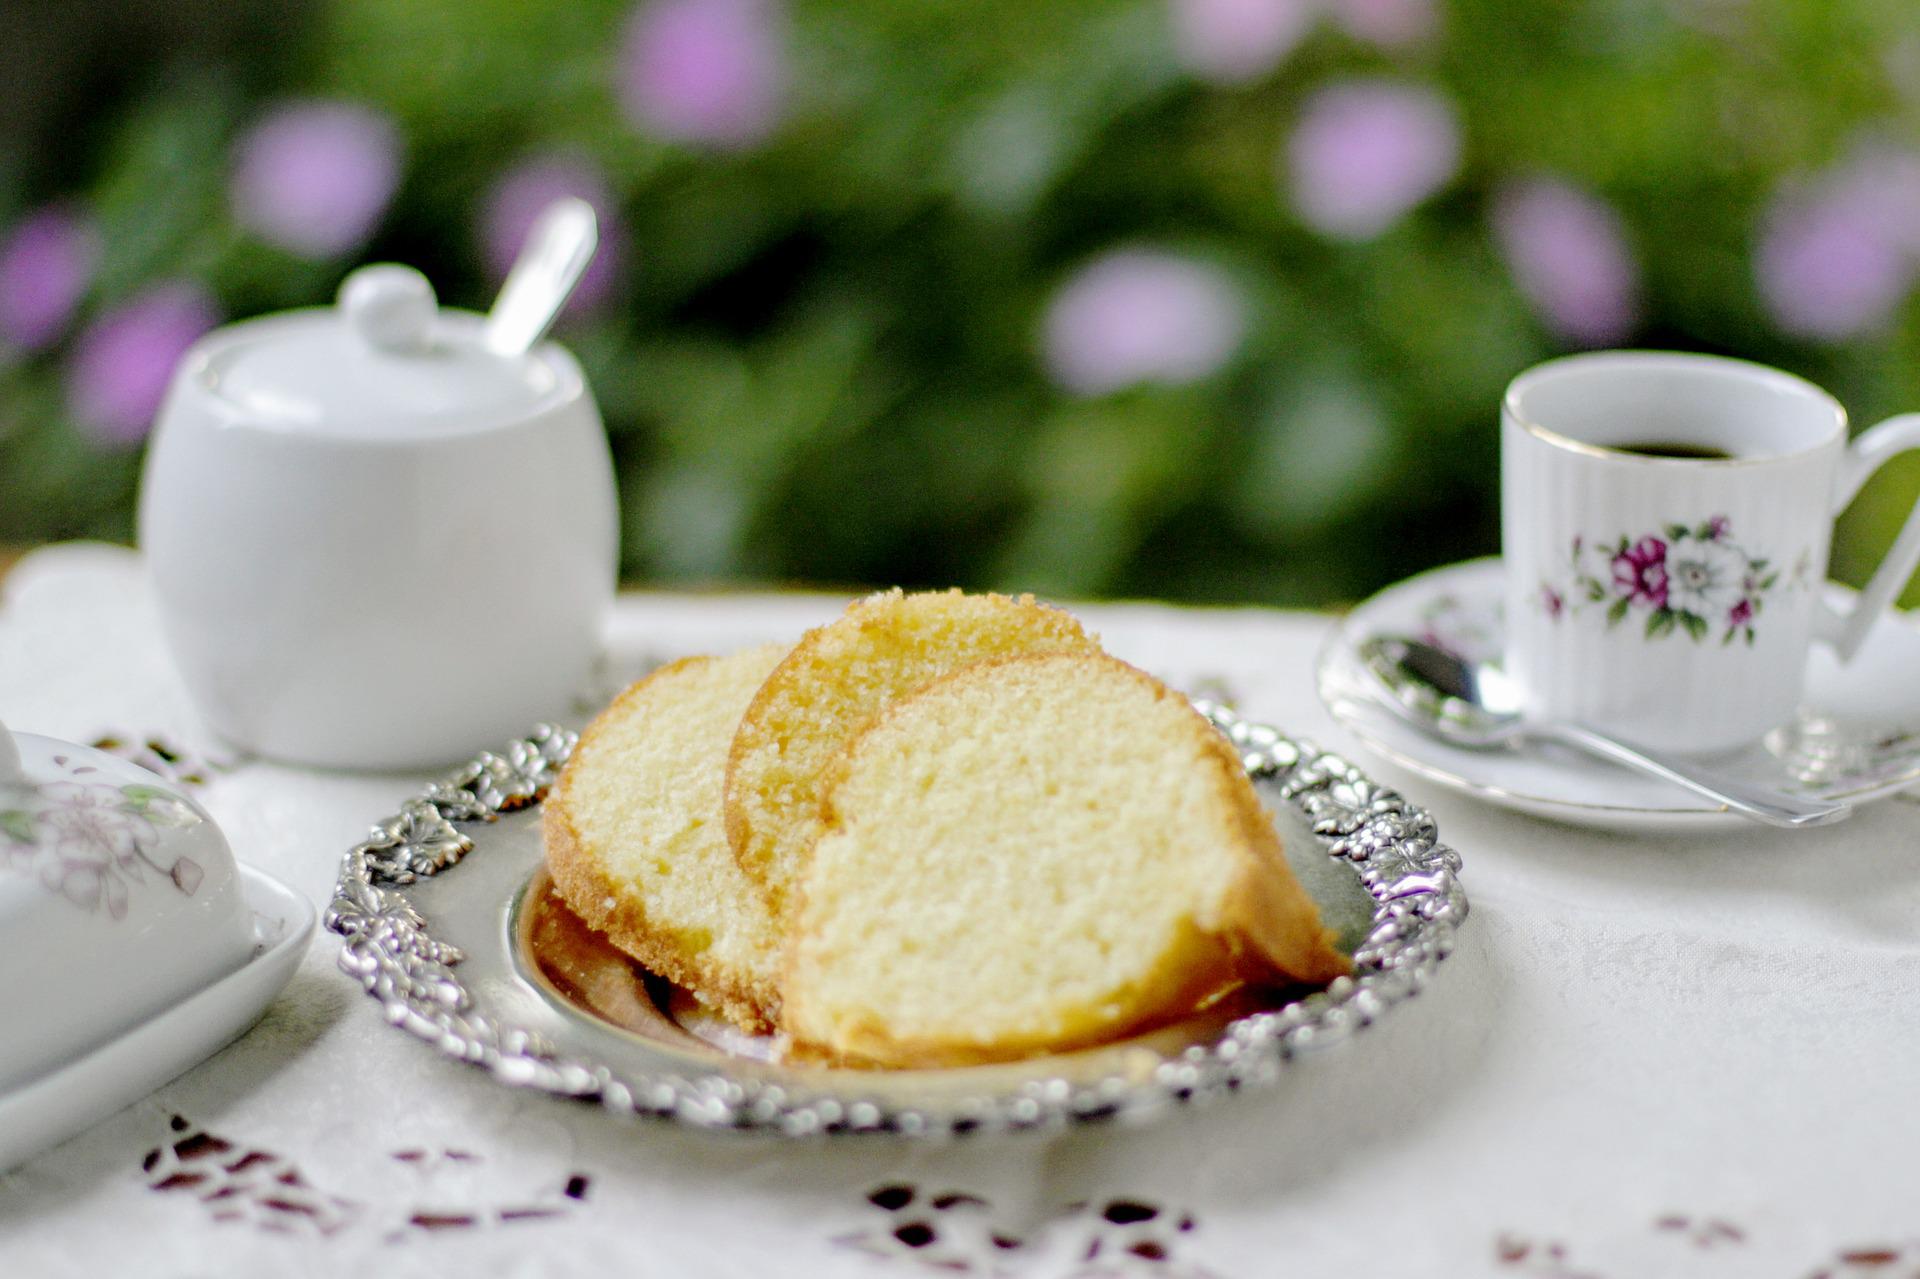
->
left=544, top=645, right=787, bottom=1031
left=782, top=652, right=1351, bottom=1066
left=724, top=588, right=1099, bottom=921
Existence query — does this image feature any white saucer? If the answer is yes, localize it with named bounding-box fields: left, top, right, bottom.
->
left=0, top=865, right=315, bottom=1172
left=1317, top=557, right=1920, bottom=832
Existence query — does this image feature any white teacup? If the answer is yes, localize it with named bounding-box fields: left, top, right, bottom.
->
left=1501, top=351, right=1920, bottom=754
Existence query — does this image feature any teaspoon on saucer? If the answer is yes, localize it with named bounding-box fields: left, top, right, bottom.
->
left=1357, top=636, right=1853, bottom=829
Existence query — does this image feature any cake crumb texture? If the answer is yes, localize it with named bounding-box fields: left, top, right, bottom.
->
left=782, top=651, right=1350, bottom=1066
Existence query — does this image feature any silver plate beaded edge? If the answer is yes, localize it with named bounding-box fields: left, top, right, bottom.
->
left=324, top=703, right=1468, bottom=1137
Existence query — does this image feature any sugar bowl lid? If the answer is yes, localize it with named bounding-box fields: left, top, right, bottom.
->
left=198, top=265, right=563, bottom=438
left=192, top=198, right=599, bottom=440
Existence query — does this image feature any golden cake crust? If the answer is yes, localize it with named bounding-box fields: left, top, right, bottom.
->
left=723, top=588, right=1099, bottom=921
left=544, top=649, right=786, bottom=1032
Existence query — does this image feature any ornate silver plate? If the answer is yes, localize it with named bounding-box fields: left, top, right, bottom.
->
left=325, top=704, right=1467, bottom=1136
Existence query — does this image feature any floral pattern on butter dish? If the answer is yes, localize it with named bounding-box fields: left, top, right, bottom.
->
left=0, top=777, right=206, bottom=918
left=1539, top=518, right=1786, bottom=646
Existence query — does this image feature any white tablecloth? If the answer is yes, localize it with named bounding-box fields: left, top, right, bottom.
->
left=1, top=543, right=1915, bottom=1279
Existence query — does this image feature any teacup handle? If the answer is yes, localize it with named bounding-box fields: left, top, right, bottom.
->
left=1819, top=412, right=1920, bottom=660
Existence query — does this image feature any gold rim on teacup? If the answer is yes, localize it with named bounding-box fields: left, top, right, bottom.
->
left=1503, top=350, right=1848, bottom=467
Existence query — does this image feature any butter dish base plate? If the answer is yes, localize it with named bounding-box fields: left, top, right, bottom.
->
left=0, top=866, right=316, bottom=1172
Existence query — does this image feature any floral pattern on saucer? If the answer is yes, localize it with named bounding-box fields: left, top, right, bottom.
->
left=1537, top=517, right=1805, bottom=646
left=1415, top=592, right=1504, bottom=665
left=0, top=769, right=206, bottom=919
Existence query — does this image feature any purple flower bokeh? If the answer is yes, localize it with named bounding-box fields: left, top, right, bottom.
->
left=618, top=0, right=788, bottom=149
left=1756, top=142, right=1920, bottom=340
left=1170, top=0, right=1316, bottom=85
left=1827, top=141, right=1920, bottom=257
left=1041, top=248, right=1247, bottom=397
left=1493, top=177, right=1640, bottom=346
left=0, top=207, right=99, bottom=352
left=231, top=100, right=402, bottom=259
left=1284, top=80, right=1460, bottom=240
left=1328, top=0, right=1437, bottom=48
left=480, top=153, right=625, bottom=315
left=1757, top=186, right=1910, bottom=340
left=66, top=282, right=219, bottom=446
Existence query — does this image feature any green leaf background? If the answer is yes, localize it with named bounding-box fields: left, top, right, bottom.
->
left=1, top=0, right=1918, bottom=607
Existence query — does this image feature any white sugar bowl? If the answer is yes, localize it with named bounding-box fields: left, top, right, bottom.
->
left=138, top=240, right=618, bottom=769
left=0, top=720, right=253, bottom=1092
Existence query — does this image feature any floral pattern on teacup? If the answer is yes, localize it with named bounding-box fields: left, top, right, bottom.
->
left=0, top=776, right=206, bottom=918
left=1538, top=517, right=1791, bottom=646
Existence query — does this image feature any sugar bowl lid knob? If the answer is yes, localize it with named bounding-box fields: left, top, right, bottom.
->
left=339, top=264, right=438, bottom=355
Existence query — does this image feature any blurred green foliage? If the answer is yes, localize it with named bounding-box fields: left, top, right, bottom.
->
left=2, top=0, right=1919, bottom=606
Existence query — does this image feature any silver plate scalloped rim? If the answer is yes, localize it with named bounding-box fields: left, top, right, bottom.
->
left=325, top=705, right=1468, bottom=1136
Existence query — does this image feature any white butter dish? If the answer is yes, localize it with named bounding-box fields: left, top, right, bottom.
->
left=0, top=720, right=313, bottom=1170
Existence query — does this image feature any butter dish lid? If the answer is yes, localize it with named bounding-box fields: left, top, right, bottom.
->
left=193, top=264, right=563, bottom=437
left=0, top=717, right=254, bottom=1093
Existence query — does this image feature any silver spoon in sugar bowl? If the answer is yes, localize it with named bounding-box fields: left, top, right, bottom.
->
left=482, top=196, right=599, bottom=357
left=1358, top=635, right=1852, bottom=829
